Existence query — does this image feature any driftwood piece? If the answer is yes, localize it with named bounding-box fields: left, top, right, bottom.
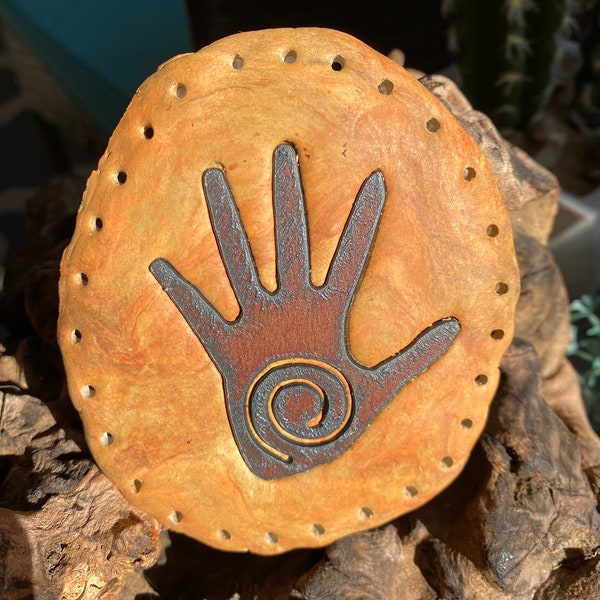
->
left=513, top=232, right=572, bottom=378
left=0, top=468, right=161, bottom=600
left=0, top=354, right=162, bottom=599
left=533, top=554, right=600, bottom=600
left=297, top=523, right=436, bottom=599
left=542, top=358, right=600, bottom=496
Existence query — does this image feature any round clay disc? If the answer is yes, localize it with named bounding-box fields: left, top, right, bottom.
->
left=58, top=28, right=519, bottom=555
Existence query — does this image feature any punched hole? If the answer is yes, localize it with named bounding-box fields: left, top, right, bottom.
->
left=142, top=125, right=154, bottom=139
left=116, top=171, right=127, bottom=184
left=131, top=479, right=142, bottom=494
left=464, top=167, right=476, bottom=181
left=440, top=456, right=454, bottom=469
left=404, top=486, right=419, bottom=498
left=487, top=224, right=499, bottom=237
left=169, top=510, right=183, bottom=524
left=265, top=532, right=279, bottom=544
left=331, top=55, right=345, bottom=71
left=475, top=374, right=488, bottom=386
left=81, top=385, right=96, bottom=399
left=174, top=83, right=186, bottom=98
left=71, top=329, right=82, bottom=343
left=217, top=529, right=232, bottom=541
left=100, top=432, right=113, bottom=446
left=491, top=329, right=505, bottom=340
left=426, top=117, right=441, bottom=132
left=92, top=217, right=103, bottom=231
left=76, top=272, right=88, bottom=286
left=461, top=418, right=474, bottom=429
left=312, top=523, right=326, bottom=537
left=284, top=49, right=297, bottom=64
left=359, top=506, right=374, bottom=519
left=496, top=282, right=509, bottom=295
left=378, top=79, right=394, bottom=95
left=232, top=55, right=244, bottom=69
left=404, top=485, right=419, bottom=498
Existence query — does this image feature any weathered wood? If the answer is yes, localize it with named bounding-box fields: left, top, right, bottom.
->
left=513, top=232, right=572, bottom=378
left=0, top=354, right=162, bottom=599
left=297, top=524, right=436, bottom=600
left=542, top=357, right=600, bottom=496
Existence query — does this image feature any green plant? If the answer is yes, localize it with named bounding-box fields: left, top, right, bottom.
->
left=447, top=0, right=571, bottom=133
left=567, top=293, right=600, bottom=429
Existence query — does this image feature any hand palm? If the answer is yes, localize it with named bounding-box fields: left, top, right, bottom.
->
left=151, top=143, right=459, bottom=479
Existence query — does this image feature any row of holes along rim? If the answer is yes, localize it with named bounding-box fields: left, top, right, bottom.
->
left=169, top=49, right=396, bottom=98
left=68, top=47, right=512, bottom=546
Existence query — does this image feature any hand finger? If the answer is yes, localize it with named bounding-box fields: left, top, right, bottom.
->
left=203, top=168, right=263, bottom=309
left=326, top=170, right=386, bottom=297
left=272, top=143, right=311, bottom=293
left=149, top=258, right=230, bottom=360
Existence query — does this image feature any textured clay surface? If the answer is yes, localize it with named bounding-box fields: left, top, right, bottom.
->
left=58, top=28, right=519, bottom=554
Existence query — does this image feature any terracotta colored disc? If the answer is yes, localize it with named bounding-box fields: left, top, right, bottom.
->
left=58, top=28, right=519, bottom=554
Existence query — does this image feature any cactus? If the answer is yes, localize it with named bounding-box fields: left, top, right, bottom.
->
left=448, top=0, right=570, bottom=132
left=572, top=0, right=600, bottom=136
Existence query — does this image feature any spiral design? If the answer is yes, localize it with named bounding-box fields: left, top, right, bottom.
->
left=246, top=358, right=354, bottom=463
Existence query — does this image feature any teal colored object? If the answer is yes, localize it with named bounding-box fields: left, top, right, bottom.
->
left=0, top=0, right=193, bottom=134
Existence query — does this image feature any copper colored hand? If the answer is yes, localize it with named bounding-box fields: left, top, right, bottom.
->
left=150, top=143, right=460, bottom=480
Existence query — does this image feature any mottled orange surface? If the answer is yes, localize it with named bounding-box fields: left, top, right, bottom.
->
left=58, top=28, right=519, bottom=554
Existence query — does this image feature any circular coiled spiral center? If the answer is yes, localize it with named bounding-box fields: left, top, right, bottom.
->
left=246, top=358, right=354, bottom=463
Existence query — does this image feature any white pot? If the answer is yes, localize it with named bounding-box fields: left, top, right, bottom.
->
left=550, top=189, right=600, bottom=299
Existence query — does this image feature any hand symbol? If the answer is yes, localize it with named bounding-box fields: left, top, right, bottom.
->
left=150, top=143, right=460, bottom=480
